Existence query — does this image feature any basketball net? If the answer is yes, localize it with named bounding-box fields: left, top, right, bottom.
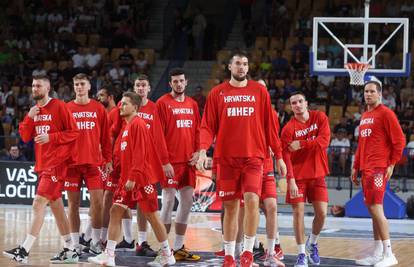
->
left=345, top=63, right=370, bottom=86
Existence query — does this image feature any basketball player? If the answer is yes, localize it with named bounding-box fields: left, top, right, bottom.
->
left=156, top=68, right=201, bottom=261
left=88, top=92, right=175, bottom=267
left=65, top=73, right=112, bottom=255
left=352, top=76, right=405, bottom=267
left=281, top=91, right=330, bottom=267
left=96, top=85, right=120, bottom=246
left=115, top=75, right=169, bottom=256
left=3, top=75, right=79, bottom=264
left=197, top=52, right=287, bottom=267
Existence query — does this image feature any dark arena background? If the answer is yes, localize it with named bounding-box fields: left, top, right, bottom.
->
left=0, top=0, right=413, bottom=266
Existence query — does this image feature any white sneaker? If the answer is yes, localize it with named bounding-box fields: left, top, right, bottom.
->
left=264, top=252, right=285, bottom=267
left=88, top=251, right=115, bottom=267
left=147, top=250, right=176, bottom=266
left=355, top=254, right=383, bottom=266
left=374, top=254, right=398, bottom=267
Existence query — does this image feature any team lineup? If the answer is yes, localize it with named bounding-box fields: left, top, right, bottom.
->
left=2, top=52, right=405, bottom=267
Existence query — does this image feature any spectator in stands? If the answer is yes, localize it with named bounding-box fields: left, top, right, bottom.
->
left=382, top=87, right=396, bottom=110
left=290, top=37, right=309, bottom=61
left=329, top=128, right=351, bottom=175
left=290, top=51, right=306, bottom=73
left=334, top=116, right=354, bottom=138
left=57, top=83, right=73, bottom=102
left=47, top=62, right=62, bottom=85
left=276, top=99, right=290, bottom=128
left=109, top=61, right=125, bottom=82
left=32, top=62, right=47, bottom=77
left=330, top=79, right=346, bottom=105
left=135, top=51, right=149, bottom=74
left=2, top=145, right=27, bottom=161
left=259, top=55, right=272, bottom=78
left=85, top=46, right=102, bottom=71
left=135, top=1, right=150, bottom=36
left=16, top=86, right=30, bottom=109
left=271, top=50, right=289, bottom=76
left=114, top=19, right=135, bottom=47
left=191, top=8, right=207, bottom=60
left=295, top=10, right=311, bottom=37
left=72, top=48, right=87, bottom=72
left=118, top=46, right=135, bottom=72
left=3, top=95, right=17, bottom=123
left=350, top=86, right=363, bottom=105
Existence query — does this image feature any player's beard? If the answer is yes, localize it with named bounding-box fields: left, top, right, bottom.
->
left=33, top=93, right=46, bottom=101
left=232, top=73, right=247, bottom=82
left=100, top=100, right=109, bottom=107
left=173, top=88, right=185, bottom=96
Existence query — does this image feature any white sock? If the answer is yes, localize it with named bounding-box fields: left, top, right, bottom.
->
left=298, top=244, right=305, bottom=254
left=275, top=232, right=280, bottom=245
left=235, top=242, right=243, bottom=256
left=243, top=235, right=255, bottom=252
left=70, top=232, right=80, bottom=246
left=374, top=240, right=383, bottom=256
left=174, top=234, right=185, bottom=250
left=138, top=231, right=147, bottom=245
left=62, top=234, right=74, bottom=250
left=221, top=234, right=224, bottom=249
left=106, top=240, right=117, bottom=256
left=22, top=234, right=36, bottom=252
left=161, top=240, right=171, bottom=255
left=383, top=239, right=392, bottom=257
left=92, top=228, right=101, bottom=244
left=254, top=236, right=260, bottom=248
left=309, top=233, right=319, bottom=244
left=224, top=240, right=235, bottom=258
left=84, top=217, right=92, bottom=240
left=101, top=228, right=108, bottom=242
left=122, top=219, right=133, bottom=243
left=266, top=238, right=276, bottom=255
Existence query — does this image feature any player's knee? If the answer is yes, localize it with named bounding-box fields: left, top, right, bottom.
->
left=265, top=202, right=277, bottom=215
left=32, top=197, right=47, bottom=213
left=223, top=200, right=239, bottom=215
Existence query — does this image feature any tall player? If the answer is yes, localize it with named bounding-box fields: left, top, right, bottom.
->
left=352, top=77, right=404, bottom=267
left=114, top=75, right=169, bottom=256
left=88, top=92, right=175, bottom=267
left=97, top=85, right=120, bottom=245
left=3, top=75, right=79, bottom=264
left=156, top=68, right=201, bottom=261
left=197, top=52, right=287, bottom=267
left=280, top=91, right=330, bottom=267
left=65, top=73, right=112, bottom=255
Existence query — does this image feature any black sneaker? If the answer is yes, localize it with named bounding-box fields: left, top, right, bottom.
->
left=253, top=242, right=265, bottom=260
left=3, top=246, right=29, bottom=263
left=80, top=233, right=91, bottom=247
left=136, top=241, right=157, bottom=257
left=50, top=248, right=79, bottom=263
left=115, top=237, right=135, bottom=251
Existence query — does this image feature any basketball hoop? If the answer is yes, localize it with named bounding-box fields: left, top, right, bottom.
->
left=345, top=63, right=370, bottom=86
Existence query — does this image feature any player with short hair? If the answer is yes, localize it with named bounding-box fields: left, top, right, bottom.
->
left=114, top=74, right=170, bottom=256
left=65, top=73, right=112, bottom=255
left=352, top=77, right=405, bottom=267
left=197, top=52, right=286, bottom=267
left=3, top=75, right=79, bottom=264
left=281, top=91, right=330, bottom=267
left=156, top=68, right=201, bottom=261
left=88, top=92, right=175, bottom=267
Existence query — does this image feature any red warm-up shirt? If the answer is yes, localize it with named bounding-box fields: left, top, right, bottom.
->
left=281, top=110, right=330, bottom=180
left=119, top=116, right=163, bottom=186
left=156, top=94, right=200, bottom=164
left=66, top=99, right=112, bottom=165
left=19, top=98, right=79, bottom=172
left=138, top=100, right=169, bottom=165
left=354, top=104, right=405, bottom=171
left=199, top=80, right=282, bottom=159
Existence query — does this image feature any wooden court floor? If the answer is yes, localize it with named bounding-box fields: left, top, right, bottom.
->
left=0, top=205, right=413, bottom=266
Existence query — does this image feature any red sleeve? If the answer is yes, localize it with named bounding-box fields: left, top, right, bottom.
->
left=384, top=110, right=405, bottom=165
left=193, top=101, right=201, bottom=150
left=153, top=108, right=170, bottom=165
left=100, top=107, right=112, bottom=163
left=129, top=123, right=146, bottom=183
left=48, top=103, right=79, bottom=145
left=19, top=115, right=36, bottom=143
left=264, top=89, right=282, bottom=159
left=299, top=112, right=330, bottom=150
left=281, top=125, right=295, bottom=180
left=200, top=90, right=219, bottom=150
